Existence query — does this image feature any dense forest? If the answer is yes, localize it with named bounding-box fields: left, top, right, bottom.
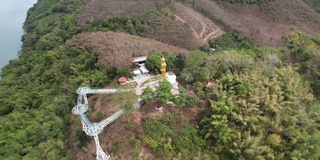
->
left=0, top=0, right=319, bottom=159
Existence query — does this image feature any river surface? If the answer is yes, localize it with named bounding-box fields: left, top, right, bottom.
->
left=0, top=0, right=37, bottom=70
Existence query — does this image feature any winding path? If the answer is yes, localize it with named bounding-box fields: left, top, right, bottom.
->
left=173, top=2, right=224, bottom=45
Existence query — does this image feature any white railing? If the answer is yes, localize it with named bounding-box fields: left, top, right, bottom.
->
left=72, top=87, right=135, bottom=160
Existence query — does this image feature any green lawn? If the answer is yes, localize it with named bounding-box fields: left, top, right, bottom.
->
left=140, top=76, right=162, bottom=86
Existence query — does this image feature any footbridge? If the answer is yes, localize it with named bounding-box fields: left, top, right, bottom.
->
left=72, top=87, right=137, bottom=160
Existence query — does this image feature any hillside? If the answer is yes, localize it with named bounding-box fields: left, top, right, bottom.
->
left=76, top=0, right=225, bottom=49
left=220, top=0, right=320, bottom=46
left=76, top=0, right=172, bottom=25
left=0, top=0, right=320, bottom=159
left=304, top=0, right=320, bottom=13
left=169, top=2, right=224, bottom=44
left=76, top=0, right=320, bottom=47
left=76, top=0, right=200, bottom=49
left=77, top=0, right=320, bottom=49
left=68, top=31, right=188, bottom=70
left=180, top=0, right=320, bottom=46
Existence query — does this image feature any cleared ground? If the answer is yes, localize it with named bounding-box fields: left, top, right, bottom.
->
left=171, top=2, right=224, bottom=45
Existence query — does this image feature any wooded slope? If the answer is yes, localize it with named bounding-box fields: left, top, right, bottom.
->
left=68, top=31, right=187, bottom=70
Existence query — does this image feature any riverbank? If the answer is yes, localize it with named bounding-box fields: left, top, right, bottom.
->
left=0, top=0, right=37, bottom=69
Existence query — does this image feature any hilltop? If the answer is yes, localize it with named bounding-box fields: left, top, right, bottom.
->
left=0, top=0, right=320, bottom=160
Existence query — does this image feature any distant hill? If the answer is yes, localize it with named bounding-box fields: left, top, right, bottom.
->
left=180, top=0, right=320, bottom=46
left=76, top=0, right=224, bottom=49
left=76, top=0, right=172, bottom=25
left=75, top=0, right=320, bottom=47
left=304, top=0, right=320, bottom=13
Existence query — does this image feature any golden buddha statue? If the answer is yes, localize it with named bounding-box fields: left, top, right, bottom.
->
left=161, top=57, right=167, bottom=79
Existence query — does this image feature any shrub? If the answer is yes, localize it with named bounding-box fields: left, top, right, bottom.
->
left=116, top=67, right=132, bottom=77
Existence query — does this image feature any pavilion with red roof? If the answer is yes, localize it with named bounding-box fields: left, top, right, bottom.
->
left=118, top=76, right=127, bottom=85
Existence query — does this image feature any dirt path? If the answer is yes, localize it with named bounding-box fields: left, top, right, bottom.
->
left=198, top=16, right=207, bottom=38
left=175, top=15, right=200, bottom=39
left=173, top=2, right=223, bottom=45
left=203, top=29, right=223, bottom=42
left=175, top=14, right=223, bottom=44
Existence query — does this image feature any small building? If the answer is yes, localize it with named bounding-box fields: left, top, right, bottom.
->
left=166, top=71, right=178, bottom=88
left=133, top=69, right=141, bottom=75
left=205, top=82, right=214, bottom=90
left=118, top=77, right=127, bottom=85
left=140, top=65, right=149, bottom=74
left=133, top=56, right=147, bottom=66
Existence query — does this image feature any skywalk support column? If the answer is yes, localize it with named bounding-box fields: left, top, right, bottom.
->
left=83, top=94, right=88, bottom=105
left=94, top=135, right=110, bottom=160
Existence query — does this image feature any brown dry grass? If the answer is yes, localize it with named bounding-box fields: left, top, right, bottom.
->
left=134, top=10, right=201, bottom=49
left=76, top=0, right=172, bottom=25
left=76, top=0, right=320, bottom=48
left=67, top=31, right=188, bottom=70
left=76, top=0, right=224, bottom=49
left=181, top=0, right=320, bottom=47
left=170, top=2, right=224, bottom=45
left=219, top=0, right=320, bottom=46
left=303, top=0, right=320, bottom=13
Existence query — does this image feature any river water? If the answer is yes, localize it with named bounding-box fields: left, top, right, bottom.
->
left=0, top=0, right=37, bottom=70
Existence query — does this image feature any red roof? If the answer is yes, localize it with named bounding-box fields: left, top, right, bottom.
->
left=153, top=102, right=162, bottom=108
left=205, top=82, right=214, bottom=88
left=119, top=77, right=127, bottom=83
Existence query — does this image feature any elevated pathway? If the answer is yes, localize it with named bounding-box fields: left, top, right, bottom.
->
left=72, top=87, right=139, bottom=160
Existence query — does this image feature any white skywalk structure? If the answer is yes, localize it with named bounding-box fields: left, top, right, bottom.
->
left=72, top=87, right=135, bottom=160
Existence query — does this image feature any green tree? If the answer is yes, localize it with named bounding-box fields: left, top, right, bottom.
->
left=145, top=53, right=176, bottom=73
left=154, top=80, right=173, bottom=105
left=116, top=67, right=132, bottom=77
left=172, top=88, right=187, bottom=107
left=195, top=67, right=211, bottom=83
left=178, top=51, right=208, bottom=83
left=140, top=87, right=155, bottom=103
left=200, top=67, right=320, bottom=159
left=174, top=53, right=186, bottom=75
left=125, top=19, right=137, bottom=35
left=145, top=54, right=162, bottom=73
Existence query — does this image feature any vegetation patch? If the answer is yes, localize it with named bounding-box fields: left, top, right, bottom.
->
left=214, top=0, right=269, bottom=5
left=67, top=31, right=187, bottom=71
left=140, top=112, right=216, bottom=159
left=140, top=76, right=162, bottom=87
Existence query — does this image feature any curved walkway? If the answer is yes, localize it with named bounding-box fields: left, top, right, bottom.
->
left=72, top=87, right=138, bottom=160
